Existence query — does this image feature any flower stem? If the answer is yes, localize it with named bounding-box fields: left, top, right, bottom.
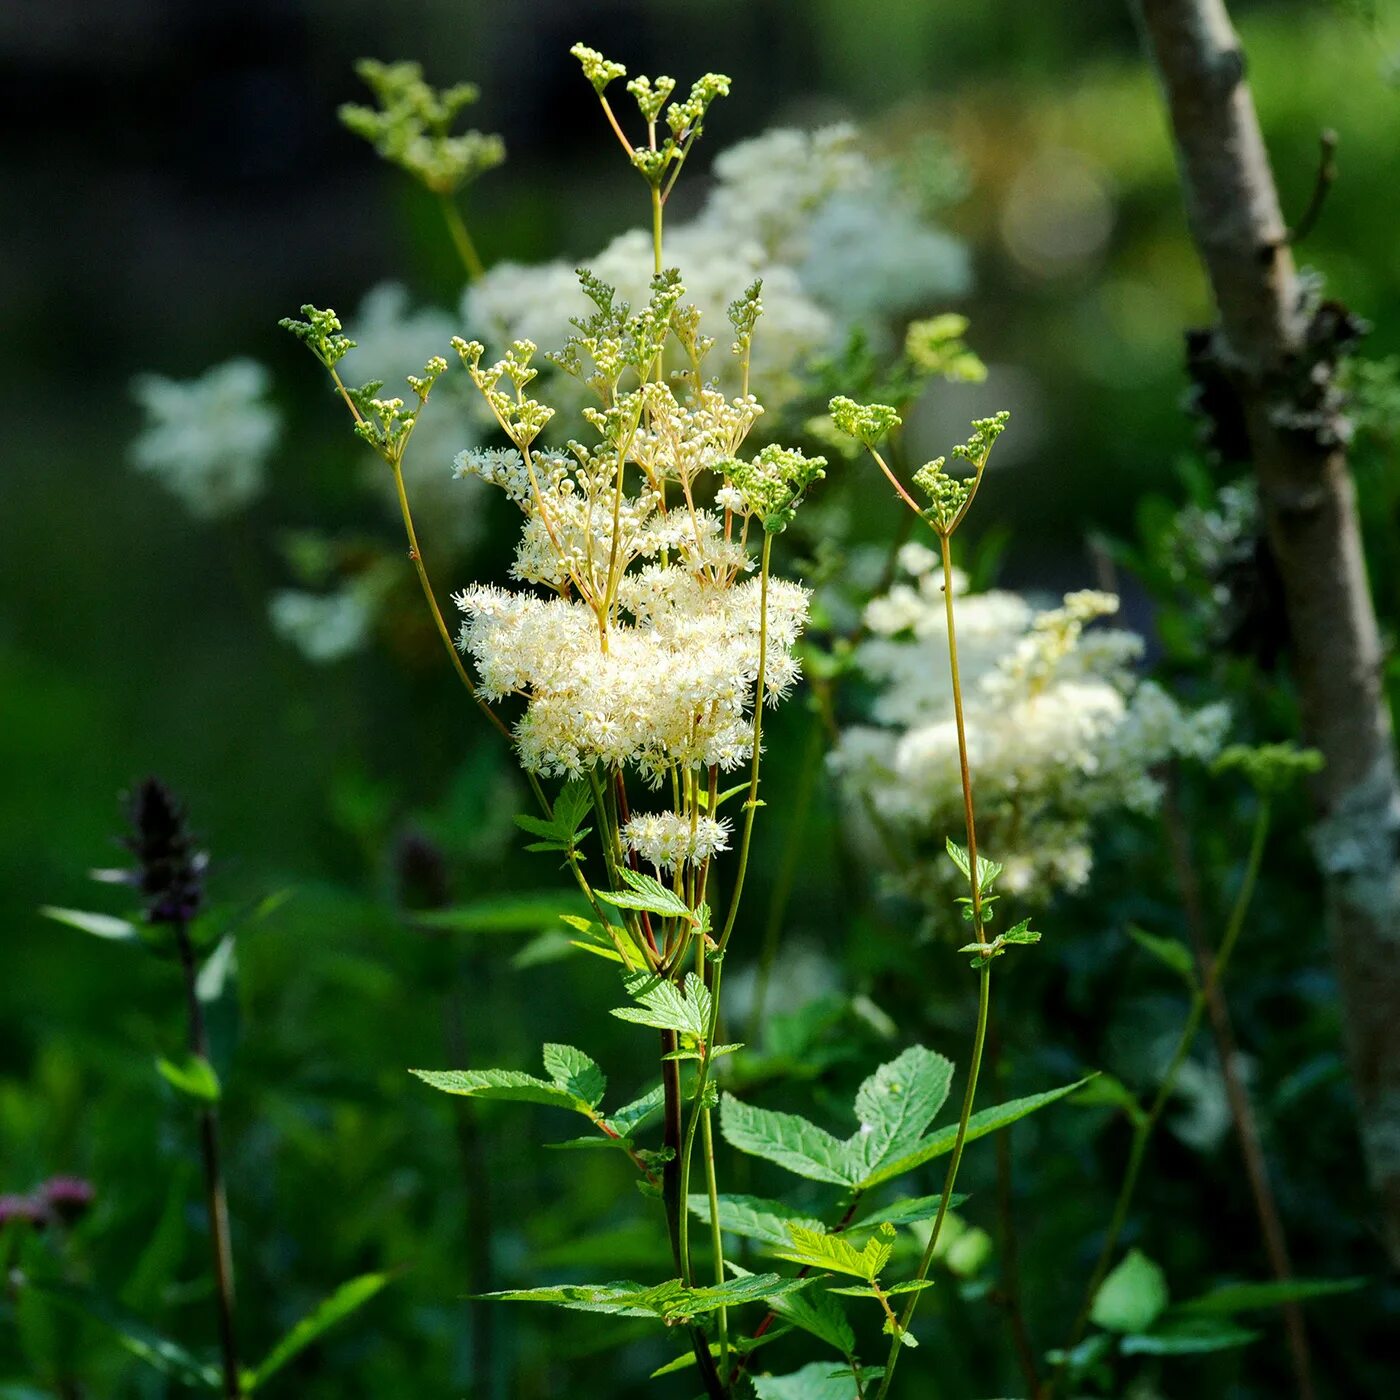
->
left=1051, top=798, right=1273, bottom=1390
left=718, top=531, right=773, bottom=954
left=388, top=460, right=515, bottom=747
left=175, top=924, right=239, bottom=1399
left=875, top=964, right=991, bottom=1400
left=438, top=195, right=486, bottom=281
left=875, top=526, right=992, bottom=1400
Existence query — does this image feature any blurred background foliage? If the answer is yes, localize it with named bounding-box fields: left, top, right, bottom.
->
left=3, top=0, right=1400, bottom=1395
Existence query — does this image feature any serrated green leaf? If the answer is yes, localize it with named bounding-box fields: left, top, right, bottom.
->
left=1128, top=926, right=1197, bottom=983
left=479, top=1273, right=809, bottom=1323
left=612, top=971, right=711, bottom=1037
left=1175, top=1277, right=1365, bottom=1313
left=552, top=779, right=593, bottom=837
left=687, top=1194, right=826, bottom=1248
left=409, top=1068, right=586, bottom=1113
left=1000, top=919, right=1040, bottom=945
left=1071, top=1073, right=1147, bottom=1127
left=849, top=1046, right=953, bottom=1178
left=944, top=839, right=1001, bottom=893
left=720, top=1095, right=857, bottom=1186
left=848, top=1194, right=966, bottom=1234
left=25, top=1282, right=220, bottom=1389
left=604, top=1084, right=665, bottom=1137
left=39, top=906, right=138, bottom=942
left=1091, top=1249, right=1169, bottom=1334
left=247, top=1273, right=389, bottom=1388
left=751, top=1362, right=884, bottom=1400
left=1121, top=1317, right=1259, bottom=1355
left=649, top=1326, right=789, bottom=1377
left=829, top=1278, right=936, bottom=1298
left=541, top=1044, right=606, bottom=1109
left=857, top=1075, right=1094, bottom=1190
left=774, top=1224, right=892, bottom=1282
left=544, top=1135, right=633, bottom=1152
left=155, top=1055, right=221, bottom=1103
left=598, top=869, right=696, bottom=922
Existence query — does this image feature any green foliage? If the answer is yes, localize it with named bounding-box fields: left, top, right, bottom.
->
left=1175, top=1276, right=1366, bottom=1313
left=412, top=1044, right=608, bottom=1116
left=24, top=1283, right=221, bottom=1389
left=750, top=1362, right=884, bottom=1399
left=1127, top=925, right=1196, bottom=984
left=154, top=1053, right=220, bottom=1103
left=687, top=1193, right=825, bottom=1247
left=904, top=314, right=986, bottom=383
left=514, top=780, right=593, bottom=854
left=774, top=1222, right=896, bottom=1282
left=245, top=1273, right=391, bottom=1389
left=478, top=1272, right=809, bottom=1322
left=722, top=1050, right=1087, bottom=1192
left=612, top=971, right=713, bottom=1037
left=1090, top=1249, right=1169, bottom=1334
left=598, top=867, right=699, bottom=923
left=339, top=59, right=505, bottom=196
left=858, top=1075, right=1094, bottom=1189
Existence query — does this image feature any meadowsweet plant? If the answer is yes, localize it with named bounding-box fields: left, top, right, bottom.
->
left=832, top=555, right=1230, bottom=909
left=34, top=782, right=387, bottom=1397
left=278, top=44, right=1086, bottom=1397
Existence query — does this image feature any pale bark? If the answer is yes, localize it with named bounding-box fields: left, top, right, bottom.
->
left=1134, top=0, right=1400, bottom=1263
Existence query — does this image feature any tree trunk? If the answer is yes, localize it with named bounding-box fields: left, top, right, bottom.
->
left=1133, top=0, right=1400, bottom=1264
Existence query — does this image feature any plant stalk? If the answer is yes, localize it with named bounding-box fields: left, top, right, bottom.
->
left=439, top=195, right=486, bottom=281
left=175, top=925, right=239, bottom=1399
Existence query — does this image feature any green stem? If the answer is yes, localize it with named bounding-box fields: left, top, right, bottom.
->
left=702, top=1103, right=729, bottom=1367
left=651, top=184, right=664, bottom=276
left=939, top=530, right=985, bottom=942
left=439, top=195, right=486, bottom=281
left=875, top=965, right=992, bottom=1400
left=875, top=524, right=991, bottom=1400
left=1051, top=799, right=1272, bottom=1388
left=718, top=531, right=773, bottom=954
left=388, top=459, right=515, bottom=747
left=176, top=925, right=239, bottom=1398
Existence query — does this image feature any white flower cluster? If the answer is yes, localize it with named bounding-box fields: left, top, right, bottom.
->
left=621, top=811, right=732, bottom=872
left=464, top=124, right=968, bottom=413
left=129, top=359, right=281, bottom=520
left=832, top=549, right=1229, bottom=905
left=450, top=282, right=818, bottom=784
left=268, top=586, right=377, bottom=664
left=457, top=566, right=808, bottom=780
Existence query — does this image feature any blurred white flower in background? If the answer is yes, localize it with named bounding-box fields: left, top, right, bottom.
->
left=129, top=359, right=280, bottom=520
left=464, top=124, right=969, bottom=412
left=831, top=549, right=1229, bottom=908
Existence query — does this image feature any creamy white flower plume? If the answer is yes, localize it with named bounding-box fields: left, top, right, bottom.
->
left=833, top=560, right=1229, bottom=905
